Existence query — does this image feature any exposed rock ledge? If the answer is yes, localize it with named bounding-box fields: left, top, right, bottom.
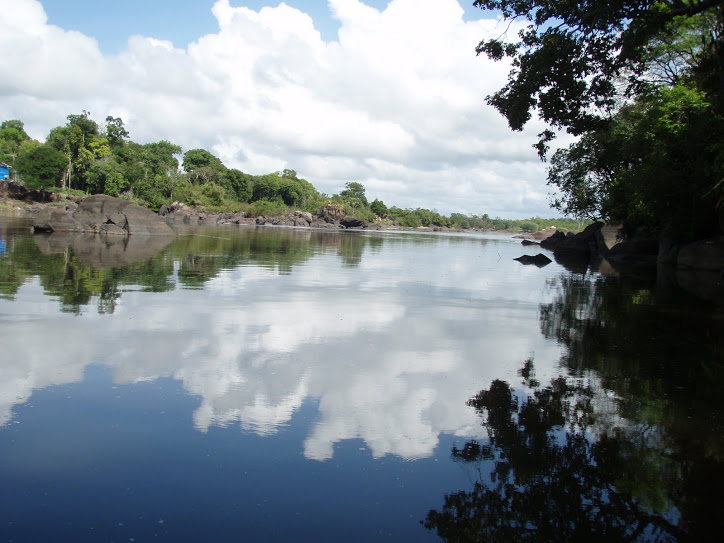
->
left=539, top=222, right=724, bottom=275
left=33, top=194, right=175, bottom=236
left=159, top=201, right=373, bottom=230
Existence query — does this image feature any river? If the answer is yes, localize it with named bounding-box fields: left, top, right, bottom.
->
left=1, top=214, right=722, bottom=541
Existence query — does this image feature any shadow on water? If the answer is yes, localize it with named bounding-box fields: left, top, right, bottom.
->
left=424, top=271, right=724, bottom=542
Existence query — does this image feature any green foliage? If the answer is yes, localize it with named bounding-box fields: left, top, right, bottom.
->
left=224, top=168, right=253, bottom=202
left=104, top=116, right=129, bottom=147
left=85, top=159, right=128, bottom=196
left=0, top=119, right=31, bottom=166
left=340, top=181, right=368, bottom=205
left=3, top=112, right=597, bottom=231
left=549, top=83, right=724, bottom=235
left=518, top=221, right=538, bottom=233
left=386, top=207, right=451, bottom=228
left=475, top=1, right=724, bottom=236
left=182, top=148, right=223, bottom=173
left=14, top=143, right=67, bottom=189
left=370, top=198, right=388, bottom=218
left=474, top=1, right=724, bottom=141
left=133, top=174, right=172, bottom=210
left=248, top=172, right=321, bottom=209
left=246, top=198, right=290, bottom=217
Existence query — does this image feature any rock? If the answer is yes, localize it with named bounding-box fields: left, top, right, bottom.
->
left=674, top=268, right=724, bottom=303
left=595, top=223, right=626, bottom=254
left=605, top=238, right=659, bottom=266
left=340, top=216, right=367, bottom=229
left=677, top=237, right=724, bottom=272
left=540, top=230, right=566, bottom=250
left=528, top=228, right=559, bottom=240
left=657, top=236, right=683, bottom=265
left=316, top=202, right=346, bottom=223
left=294, top=210, right=313, bottom=223
left=521, top=239, right=540, bottom=246
left=0, top=180, right=55, bottom=203
left=514, top=253, right=552, bottom=267
left=32, top=194, right=174, bottom=236
left=560, top=222, right=604, bottom=254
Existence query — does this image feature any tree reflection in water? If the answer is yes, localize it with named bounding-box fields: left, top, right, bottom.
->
left=425, top=271, right=724, bottom=542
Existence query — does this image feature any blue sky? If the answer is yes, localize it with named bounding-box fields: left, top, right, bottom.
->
left=41, top=0, right=488, bottom=54
left=1, top=0, right=558, bottom=218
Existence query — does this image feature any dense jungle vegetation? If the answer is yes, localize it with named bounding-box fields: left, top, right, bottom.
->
left=475, top=0, right=724, bottom=240
left=0, top=115, right=580, bottom=232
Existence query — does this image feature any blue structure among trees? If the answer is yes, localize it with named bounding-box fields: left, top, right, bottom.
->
left=0, top=161, right=9, bottom=180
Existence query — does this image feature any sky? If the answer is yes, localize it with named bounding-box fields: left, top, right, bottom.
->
left=0, top=0, right=565, bottom=218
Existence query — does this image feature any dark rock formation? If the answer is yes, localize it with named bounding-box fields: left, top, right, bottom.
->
left=605, top=238, right=659, bottom=266
left=677, top=237, right=724, bottom=272
left=340, top=216, right=368, bottom=229
left=539, top=230, right=565, bottom=250
left=316, top=202, right=346, bottom=223
left=32, top=194, right=174, bottom=236
left=514, top=253, right=552, bottom=267
left=159, top=201, right=255, bottom=226
left=541, top=222, right=603, bottom=254
left=595, top=223, right=626, bottom=253
left=521, top=239, right=540, bottom=246
left=0, top=180, right=57, bottom=203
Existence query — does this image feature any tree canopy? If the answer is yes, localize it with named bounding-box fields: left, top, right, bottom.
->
left=475, top=0, right=724, bottom=236
left=3, top=110, right=590, bottom=232
left=475, top=0, right=724, bottom=140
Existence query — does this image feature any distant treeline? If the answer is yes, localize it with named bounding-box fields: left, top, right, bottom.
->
left=0, top=113, right=583, bottom=232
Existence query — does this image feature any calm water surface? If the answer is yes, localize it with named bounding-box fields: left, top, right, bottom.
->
left=1, top=215, right=723, bottom=542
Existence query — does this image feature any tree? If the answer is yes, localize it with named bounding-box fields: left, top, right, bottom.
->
left=223, top=169, right=253, bottom=202
left=548, top=83, right=724, bottom=235
left=474, top=0, right=724, bottom=152
left=14, top=143, right=67, bottom=189
left=85, top=159, right=128, bottom=196
left=66, top=110, right=98, bottom=142
left=370, top=198, right=387, bottom=218
left=279, top=168, right=298, bottom=179
left=252, top=173, right=282, bottom=202
left=104, top=116, right=129, bottom=147
left=142, top=140, right=182, bottom=177
left=182, top=148, right=223, bottom=173
left=0, top=120, right=31, bottom=166
left=340, top=182, right=368, bottom=205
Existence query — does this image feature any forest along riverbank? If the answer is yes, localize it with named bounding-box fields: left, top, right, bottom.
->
left=3, top=187, right=723, bottom=305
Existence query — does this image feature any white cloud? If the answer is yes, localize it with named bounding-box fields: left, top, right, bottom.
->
left=0, top=0, right=561, bottom=218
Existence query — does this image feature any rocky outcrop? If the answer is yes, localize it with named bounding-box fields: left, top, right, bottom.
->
left=595, top=223, right=626, bottom=253
left=316, top=202, right=346, bottom=223
left=159, top=201, right=255, bottom=226
left=340, top=216, right=368, bottom=229
left=605, top=238, right=659, bottom=266
left=0, top=180, right=58, bottom=203
left=160, top=200, right=373, bottom=230
left=514, top=253, right=552, bottom=267
left=677, top=237, right=724, bottom=272
left=33, top=194, right=174, bottom=236
left=541, top=222, right=603, bottom=255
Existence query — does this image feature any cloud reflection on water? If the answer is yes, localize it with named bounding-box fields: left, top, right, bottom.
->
left=0, top=232, right=565, bottom=460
